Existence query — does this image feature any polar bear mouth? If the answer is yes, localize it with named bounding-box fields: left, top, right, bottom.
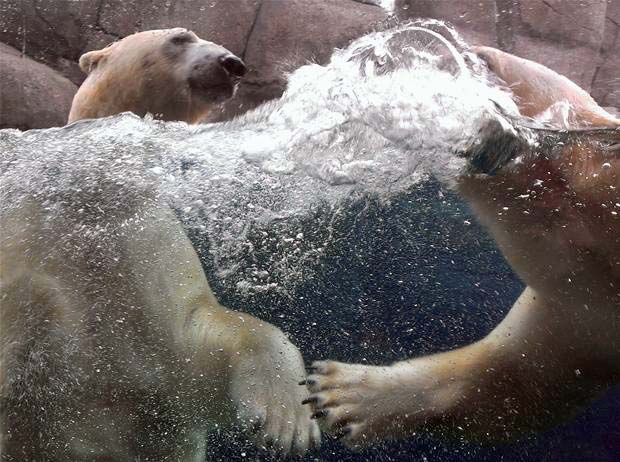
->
left=188, top=75, right=239, bottom=102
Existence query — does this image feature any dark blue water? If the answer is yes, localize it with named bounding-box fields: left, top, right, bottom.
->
left=192, top=180, right=620, bottom=462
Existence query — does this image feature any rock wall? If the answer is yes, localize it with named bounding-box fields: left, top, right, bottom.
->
left=395, top=0, right=619, bottom=111
left=0, top=43, right=77, bottom=130
left=0, top=0, right=386, bottom=127
left=0, top=0, right=617, bottom=129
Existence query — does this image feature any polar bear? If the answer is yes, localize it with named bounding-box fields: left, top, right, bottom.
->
left=68, top=28, right=247, bottom=124
left=0, top=29, right=319, bottom=461
left=304, top=47, right=620, bottom=445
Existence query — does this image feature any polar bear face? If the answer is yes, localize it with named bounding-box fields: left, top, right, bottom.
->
left=68, top=28, right=247, bottom=124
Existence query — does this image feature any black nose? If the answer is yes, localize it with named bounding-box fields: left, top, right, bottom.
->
left=219, top=55, right=247, bottom=77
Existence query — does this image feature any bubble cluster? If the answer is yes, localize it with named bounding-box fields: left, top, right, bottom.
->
left=0, top=22, right=521, bottom=296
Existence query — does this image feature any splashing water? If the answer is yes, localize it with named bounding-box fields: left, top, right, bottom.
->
left=0, top=22, right=523, bottom=295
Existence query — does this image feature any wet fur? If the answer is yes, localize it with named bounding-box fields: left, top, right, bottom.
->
left=68, top=29, right=236, bottom=124
left=1, top=29, right=318, bottom=460
left=305, top=47, right=620, bottom=445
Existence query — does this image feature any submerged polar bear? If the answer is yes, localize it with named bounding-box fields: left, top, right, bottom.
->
left=0, top=29, right=319, bottom=460
left=305, top=47, right=620, bottom=444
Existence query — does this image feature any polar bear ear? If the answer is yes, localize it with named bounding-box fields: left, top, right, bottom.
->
left=79, top=50, right=105, bottom=74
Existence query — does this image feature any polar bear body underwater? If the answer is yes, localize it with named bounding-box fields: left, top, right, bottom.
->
left=306, top=47, right=620, bottom=445
left=0, top=29, right=319, bottom=461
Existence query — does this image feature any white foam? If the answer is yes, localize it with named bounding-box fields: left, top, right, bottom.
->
left=0, top=22, right=521, bottom=295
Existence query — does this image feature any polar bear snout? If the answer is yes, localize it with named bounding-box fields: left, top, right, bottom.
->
left=219, top=54, right=247, bottom=77
left=187, top=50, right=246, bottom=102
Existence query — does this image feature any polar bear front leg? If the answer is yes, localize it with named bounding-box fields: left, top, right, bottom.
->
left=121, top=205, right=319, bottom=456
left=303, top=343, right=485, bottom=446
left=184, top=307, right=321, bottom=456
left=230, top=322, right=322, bottom=456
left=304, top=287, right=613, bottom=446
left=474, top=46, right=620, bottom=127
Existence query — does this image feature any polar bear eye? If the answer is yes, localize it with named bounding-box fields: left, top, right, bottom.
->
left=170, top=32, right=195, bottom=46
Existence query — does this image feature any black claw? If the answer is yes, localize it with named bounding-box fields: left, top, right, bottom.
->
left=306, top=378, right=317, bottom=386
left=311, top=409, right=328, bottom=420
left=263, top=437, right=275, bottom=451
left=301, top=396, right=317, bottom=405
left=335, top=426, right=352, bottom=440
left=249, top=419, right=263, bottom=434
left=309, top=435, right=319, bottom=452
left=298, top=380, right=307, bottom=386
left=272, top=445, right=285, bottom=460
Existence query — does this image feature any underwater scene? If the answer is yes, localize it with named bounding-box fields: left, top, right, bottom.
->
left=1, top=6, right=619, bottom=462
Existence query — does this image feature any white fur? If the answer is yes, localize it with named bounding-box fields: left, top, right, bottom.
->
left=305, top=47, right=620, bottom=447
left=1, top=28, right=318, bottom=461
left=0, top=194, right=319, bottom=460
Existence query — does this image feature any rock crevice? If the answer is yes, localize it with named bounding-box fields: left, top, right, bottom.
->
left=1, top=0, right=617, bottom=129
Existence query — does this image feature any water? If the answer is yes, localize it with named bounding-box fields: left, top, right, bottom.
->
left=1, top=21, right=618, bottom=462
left=0, top=21, right=523, bottom=297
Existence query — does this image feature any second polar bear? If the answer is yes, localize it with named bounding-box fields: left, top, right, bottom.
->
left=305, top=47, right=620, bottom=445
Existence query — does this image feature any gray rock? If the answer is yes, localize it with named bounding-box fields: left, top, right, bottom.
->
left=393, top=0, right=499, bottom=46
left=0, top=0, right=100, bottom=85
left=0, top=0, right=386, bottom=123
left=218, top=0, right=386, bottom=119
left=0, top=42, right=77, bottom=130
left=591, top=1, right=620, bottom=109
left=394, top=0, right=619, bottom=108
left=1, top=0, right=616, bottom=124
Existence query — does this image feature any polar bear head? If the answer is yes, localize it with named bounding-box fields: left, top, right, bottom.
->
left=68, top=28, right=247, bottom=124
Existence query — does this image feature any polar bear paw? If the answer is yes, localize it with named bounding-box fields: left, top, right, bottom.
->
left=300, top=360, right=404, bottom=447
left=230, top=333, right=321, bottom=457
left=301, top=360, right=450, bottom=448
